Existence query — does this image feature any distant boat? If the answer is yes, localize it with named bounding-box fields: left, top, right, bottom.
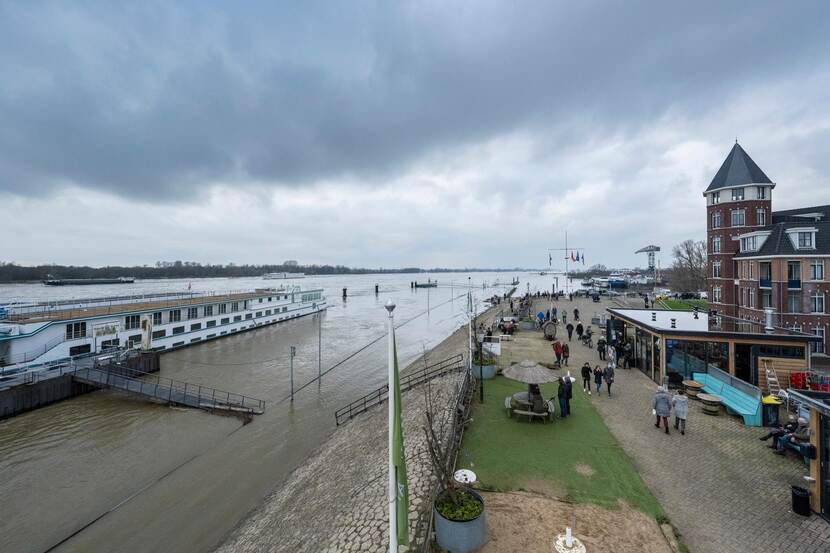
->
left=608, top=273, right=629, bottom=289
left=263, top=272, right=305, bottom=279
left=414, top=279, right=438, bottom=288
left=581, top=278, right=594, bottom=287
left=43, top=277, right=135, bottom=286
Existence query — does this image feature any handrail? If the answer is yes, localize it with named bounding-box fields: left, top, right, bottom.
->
left=334, top=354, right=465, bottom=425
left=51, top=362, right=267, bottom=414
left=0, top=334, right=66, bottom=367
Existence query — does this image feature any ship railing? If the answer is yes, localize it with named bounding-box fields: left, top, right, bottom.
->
left=0, top=335, right=66, bottom=369
left=334, top=353, right=465, bottom=425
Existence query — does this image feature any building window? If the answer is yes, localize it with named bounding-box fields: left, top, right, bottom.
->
left=205, top=305, right=214, bottom=316
left=206, top=320, right=216, bottom=328
left=711, top=191, right=720, bottom=204
left=762, top=290, right=772, bottom=308
left=712, top=236, right=721, bottom=254
left=712, top=262, right=721, bottom=278
left=172, top=326, right=185, bottom=335
left=740, top=236, right=757, bottom=252
left=757, top=186, right=766, bottom=200
left=187, top=307, right=198, bottom=319
left=732, top=187, right=745, bottom=201
left=234, top=315, right=242, bottom=322
left=125, top=315, right=141, bottom=330
left=169, top=309, right=181, bottom=322
left=756, top=208, right=765, bottom=226
left=151, top=312, right=162, bottom=326
left=231, top=302, right=239, bottom=312
left=731, top=209, right=745, bottom=226
left=811, top=293, right=825, bottom=314
left=711, top=211, right=721, bottom=228
left=788, top=292, right=802, bottom=313
left=811, top=260, right=825, bottom=281
left=797, top=232, right=814, bottom=249
left=787, top=261, right=801, bottom=285
left=255, top=311, right=263, bottom=317
left=221, top=317, right=230, bottom=324
left=712, top=286, right=722, bottom=303
left=101, top=338, right=120, bottom=350
left=813, top=328, right=826, bottom=354
left=69, top=344, right=92, bottom=356
left=190, top=323, right=202, bottom=331
left=65, top=322, right=87, bottom=340
left=245, top=313, right=253, bottom=320
left=219, top=303, right=227, bottom=314
left=265, top=309, right=272, bottom=316
left=152, top=329, right=166, bottom=339
left=128, top=334, right=142, bottom=345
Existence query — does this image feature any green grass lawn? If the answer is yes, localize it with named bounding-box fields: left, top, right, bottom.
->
left=658, top=298, right=708, bottom=311
left=458, top=375, right=664, bottom=517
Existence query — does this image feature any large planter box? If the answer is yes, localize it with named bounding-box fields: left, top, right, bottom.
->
left=433, top=489, right=486, bottom=553
left=472, top=363, right=497, bottom=380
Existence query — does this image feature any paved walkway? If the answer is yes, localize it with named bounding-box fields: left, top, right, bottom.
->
left=554, top=294, right=830, bottom=553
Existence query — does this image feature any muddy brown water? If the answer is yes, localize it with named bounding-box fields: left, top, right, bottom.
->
left=0, top=273, right=571, bottom=553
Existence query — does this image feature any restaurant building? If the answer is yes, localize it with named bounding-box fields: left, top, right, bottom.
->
left=703, top=143, right=829, bottom=361
left=606, top=308, right=819, bottom=391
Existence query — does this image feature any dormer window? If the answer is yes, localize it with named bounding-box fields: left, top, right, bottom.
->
left=732, top=187, right=744, bottom=201
left=757, top=186, right=766, bottom=200
left=740, top=235, right=758, bottom=252
left=711, top=191, right=720, bottom=205
left=798, top=232, right=814, bottom=249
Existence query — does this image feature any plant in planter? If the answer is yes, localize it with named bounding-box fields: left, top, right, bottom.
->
left=423, top=385, right=486, bottom=552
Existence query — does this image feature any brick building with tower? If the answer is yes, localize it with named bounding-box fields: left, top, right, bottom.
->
left=704, top=143, right=829, bottom=361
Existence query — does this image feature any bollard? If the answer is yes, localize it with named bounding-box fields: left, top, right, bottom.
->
left=342, top=287, right=347, bottom=298
left=375, top=284, right=379, bottom=295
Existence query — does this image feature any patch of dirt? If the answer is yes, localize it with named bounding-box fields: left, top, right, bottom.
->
left=476, top=491, right=672, bottom=553
left=574, top=463, right=595, bottom=477
left=515, top=477, right=566, bottom=499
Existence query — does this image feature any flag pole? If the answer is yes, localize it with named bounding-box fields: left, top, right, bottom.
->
left=385, top=299, right=398, bottom=553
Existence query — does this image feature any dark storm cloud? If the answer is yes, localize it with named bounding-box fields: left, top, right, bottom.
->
left=0, top=1, right=828, bottom=200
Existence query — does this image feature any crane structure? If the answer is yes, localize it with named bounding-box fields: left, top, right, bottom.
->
left=635, top=245, right=661, bottom=284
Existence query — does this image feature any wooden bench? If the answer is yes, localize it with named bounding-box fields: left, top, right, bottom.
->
left=512, top=409, right=549, bottom=423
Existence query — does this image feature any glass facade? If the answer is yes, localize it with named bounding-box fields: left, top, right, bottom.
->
left=665, top=340, right=729, bottom=382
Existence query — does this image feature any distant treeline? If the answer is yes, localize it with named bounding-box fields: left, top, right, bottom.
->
left=0, top=262, right=532, bottom=283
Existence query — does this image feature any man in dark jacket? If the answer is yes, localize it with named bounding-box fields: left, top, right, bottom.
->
left=566, top=323, right=574, bottom=341
left=576, top=322, right=584, bottom=339
left=597, top=337, right=607, bottom=360
left=581, top=363, right=592, bottom=394
left=557, top=376, right=569, bottom=418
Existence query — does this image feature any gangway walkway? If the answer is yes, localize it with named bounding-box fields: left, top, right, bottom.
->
left=66, top=365, right=266, bottom=416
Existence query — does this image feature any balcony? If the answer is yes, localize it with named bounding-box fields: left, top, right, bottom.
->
left=788, top=279, right=801, bottom=289
left=759, top=278, right=772, bottom=288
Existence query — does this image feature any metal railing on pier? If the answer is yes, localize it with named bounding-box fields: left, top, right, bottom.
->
left=334, top=353, right=465, bottom=425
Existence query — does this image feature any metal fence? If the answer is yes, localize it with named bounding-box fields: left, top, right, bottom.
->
left=334, top=354, right=465, bottom=425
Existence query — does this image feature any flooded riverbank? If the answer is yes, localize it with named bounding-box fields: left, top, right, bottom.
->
left=0, top=273, right=569, bottom=553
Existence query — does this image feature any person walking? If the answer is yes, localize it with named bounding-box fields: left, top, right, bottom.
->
left=557, top=376, right=569, bottom=418
left=653, top=385, right=672, bottom=434
left=672, top=389, right=689, bottom=435
left=566, top=323, right=574, bottom=341
left=576, top=322, right=584, bottom=340
left=562, top=311, right=568, bottom=325
left=553, top=341, right=563, bottom=367
left=581, top=362, right=592, bottom=394
left=562, top=343, right=570, bottom=366
left=593, top=365, right=603, bottom=395
left=607, top=343, right=616, bottom=369
left=597, top=336, right=607, bottom=360
left=603, top=363, right=615, bottom=397
left=573, top=308, right=580, bottom=321
left=623, top=342, right=633, bottom=369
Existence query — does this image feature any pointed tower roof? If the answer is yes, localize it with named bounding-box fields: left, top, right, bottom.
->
left=706, top=142, right=773, bottom=192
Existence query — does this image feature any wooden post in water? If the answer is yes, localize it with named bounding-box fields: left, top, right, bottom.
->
left=289, top=345, right=296, bottom=402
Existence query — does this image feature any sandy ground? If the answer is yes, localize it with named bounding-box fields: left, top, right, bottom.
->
left=476, top=491, right=672, bottom=553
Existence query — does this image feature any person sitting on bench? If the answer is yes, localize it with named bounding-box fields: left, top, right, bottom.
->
left=759, top=415, right=797, bottom=447
left=774, top=417, right=811, bottom=455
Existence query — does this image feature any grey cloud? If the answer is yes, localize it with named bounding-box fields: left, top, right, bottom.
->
left=0, top=1, right=829, bottom=201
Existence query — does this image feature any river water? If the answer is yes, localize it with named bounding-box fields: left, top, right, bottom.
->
left=0, top=272, right=574, bottom=553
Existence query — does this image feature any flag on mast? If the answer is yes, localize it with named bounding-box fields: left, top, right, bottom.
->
left=575, top=251, right=580, bottom=262
left=570, top=251, right=576, bottom=262
left=387, top=306, right=409, bottom=549
left=582, top=251, right=585, bottom=265
left=549, top=253, right=552, bottom=267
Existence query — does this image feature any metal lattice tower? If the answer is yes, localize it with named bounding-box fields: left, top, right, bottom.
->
left=635, top=245, right=661, bottom=280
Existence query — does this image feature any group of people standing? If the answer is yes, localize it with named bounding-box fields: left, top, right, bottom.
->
left=581, top=362, right=614, bottom=397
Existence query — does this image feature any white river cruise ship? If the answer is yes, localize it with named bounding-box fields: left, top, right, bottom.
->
left=0, top=286, right=326, bottom=373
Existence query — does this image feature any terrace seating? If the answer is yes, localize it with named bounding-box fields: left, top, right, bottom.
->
left=692, top=371, right=761, bottom=427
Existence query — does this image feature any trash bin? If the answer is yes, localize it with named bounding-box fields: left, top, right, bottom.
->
left=791, top=485, right=811, bottom=516
left=762, top=396, right=781, bottom=427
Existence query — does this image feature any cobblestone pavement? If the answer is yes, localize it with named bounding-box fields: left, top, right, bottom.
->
left=216, top=305, right=504, bottom=553
left=557, top=294, right=830, bottom=553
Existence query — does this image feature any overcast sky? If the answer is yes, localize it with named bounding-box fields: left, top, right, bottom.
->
left=2, top=1, right=829, bottom=269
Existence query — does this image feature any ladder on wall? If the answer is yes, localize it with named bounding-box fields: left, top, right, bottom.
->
left=764, top=360, right=787, bottom=400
